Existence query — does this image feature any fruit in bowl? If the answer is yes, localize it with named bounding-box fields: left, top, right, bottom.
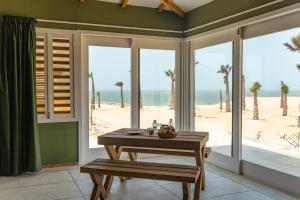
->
left=158, top=125, right=177, bottom=139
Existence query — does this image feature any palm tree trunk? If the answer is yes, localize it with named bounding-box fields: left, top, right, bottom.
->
left=253, top=92, right=259, bottom=120
left=283, top=94, right=287, bottom=116
left=98, top=96, right=101, bottom=108
left=280, top=92, right=284, bottom=108
left=120, top=86, right=124, bottom=108
left=242, top=75, right=246, bottom=110
left=225, top=79, right=231, bottom=112
left=170, top=80, right=175, bottom=110
left=91, top=78, right=95, bottom=110
left=90, top=105, right=94, bottom=125
left=219, top=90, right=223, bottom=110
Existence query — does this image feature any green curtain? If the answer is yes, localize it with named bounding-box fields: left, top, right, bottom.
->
left=0, top=16, right=41, bottom=176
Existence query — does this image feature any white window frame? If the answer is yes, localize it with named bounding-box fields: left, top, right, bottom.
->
left=78, top=30, right=182, bottom=163
left=186, top=5, right=300, bottom=196
left=240, top=10, right=300, bottom=197
left=36, top=28, right=76, bottom=123
left=133, top=38, right=181, bottom=130
left=188, top=28, right=242, bottom=173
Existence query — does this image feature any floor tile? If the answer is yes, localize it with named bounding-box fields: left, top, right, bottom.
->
left=210, top=190, right=274, bottom=200
left=0, top=182, right=82, bottom=200
left=0, top=156, right=299, bottom=200
left=0, top=170, right=73, bottom=190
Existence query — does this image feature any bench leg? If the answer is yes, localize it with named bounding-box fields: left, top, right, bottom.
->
left=182, top=182, right=191, bottom=200
left=90, top=174, right=107, bottom=200
left=104, top=145, right=123, bottom=191
left=193, top=175, right=202, bottom=200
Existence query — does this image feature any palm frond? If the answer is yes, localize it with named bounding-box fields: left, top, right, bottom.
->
left=96, top=91, right=100, bottom=97
left=297, top=64, right=300, bottom=71
left=281, top=84, right=289, bottom=94
left=284, top=35, right=300, bottom=52
left=115, top=81, right=124, bottom=87
left=284, top=43, right=298, bottom=52
left=89, top=72, right=94, bottom=79
left=165, top=69, right=175, bottom=81
left=292, top=35, right=300, bottom=50
left=250, top=82, right=261, bottom=93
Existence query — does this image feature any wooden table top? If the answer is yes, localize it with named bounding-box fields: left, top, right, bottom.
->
left=98, top=128, right=209, bottom=151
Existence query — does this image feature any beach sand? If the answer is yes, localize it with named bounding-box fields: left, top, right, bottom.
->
left=89, top=97, right=300, bottom=158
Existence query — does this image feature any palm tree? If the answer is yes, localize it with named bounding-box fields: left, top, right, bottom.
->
left=250, top=82, right=261, bottom=120
left=242, top=75, right=246, bottom=110
left=96, top=91, right=101, bottom=108
left=217, top=65, right=232, bottom=112
left=89, top=72, right=95, bottom=110
left=284, top=35, right=300, bottom=125
left=281, top=83, right=289, bottom=116
left=219, top=90, right=223, bottom=110
left=115, top=81, right=125, bottom=108
left=280, top=81, right=284, bottom=108
left=165, top=69, right=176, bottom=110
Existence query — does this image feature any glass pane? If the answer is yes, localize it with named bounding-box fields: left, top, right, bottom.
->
left=139, top=49, right=176, bottom=129
left=195, top=42, right=233, bottom=156
left=89, top=46, right=131, bottom=148
left=243, top=27, right=300, bottom=177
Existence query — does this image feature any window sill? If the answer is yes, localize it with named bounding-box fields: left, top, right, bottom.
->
left=38, top=118, right=78, bottom=124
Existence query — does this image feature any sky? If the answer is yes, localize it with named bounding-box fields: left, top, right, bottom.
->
left=195, top=27, right=300, bottom=92
left=89, top=26, right=300, bottom=92
left=89, top=47, right=175, bottom=91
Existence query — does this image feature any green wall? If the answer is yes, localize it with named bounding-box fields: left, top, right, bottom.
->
left=0, top=0, right=184, bottom=37
left=185, top=0, right=300, bottom=36
left=38, top=122, right=78, bottom=165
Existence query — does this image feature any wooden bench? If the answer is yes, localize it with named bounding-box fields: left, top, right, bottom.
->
left=81, top=159, right=202, bottom=200
left=122, top=147, right=212, bottom=158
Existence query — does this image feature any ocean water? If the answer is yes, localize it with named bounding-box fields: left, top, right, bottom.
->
left=91, top=90, right=300, bottom=106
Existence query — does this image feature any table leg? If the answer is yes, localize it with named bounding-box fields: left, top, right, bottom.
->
left=104, top=145, right=122, bottom=193
left=200, top=146, right=206, bottom=190
left=128, top=152, right=138, bottom=161
left=182, top=182, right=190, bottom=200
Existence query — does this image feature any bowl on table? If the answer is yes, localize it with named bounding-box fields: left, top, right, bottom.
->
left=158, top=125, right=177, bottom=139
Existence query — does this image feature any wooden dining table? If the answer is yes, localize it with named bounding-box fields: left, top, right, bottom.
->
left=98, top=128, right=209, bottom=196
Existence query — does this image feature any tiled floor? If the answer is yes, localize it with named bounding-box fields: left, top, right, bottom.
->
left=0, top=156, right=299, bottom=200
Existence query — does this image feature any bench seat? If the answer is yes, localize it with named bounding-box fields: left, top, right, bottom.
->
left=81, top=159, right=202, bottom=200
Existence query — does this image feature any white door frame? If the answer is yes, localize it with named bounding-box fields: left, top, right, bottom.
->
left=79, top=33, right=132, bottom=163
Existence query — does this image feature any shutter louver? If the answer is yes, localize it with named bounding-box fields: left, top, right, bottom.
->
left=52, top=38, right=72, bottom=114
left=36, top=36, right=47, bottom=115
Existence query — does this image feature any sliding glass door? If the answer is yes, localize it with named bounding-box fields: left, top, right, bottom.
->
left=194, top=42, right=233, bottom=156
left=88, top=46, right=131, bottom=148
left=190, top=29, right=240, bottom=172
left=190, top=11, right=300, bottom=194
left=242, top=23, right=300, bottom=178
left=81, top=35, right=132, bottom=162
left=80, top=36, right=181, bottom=162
